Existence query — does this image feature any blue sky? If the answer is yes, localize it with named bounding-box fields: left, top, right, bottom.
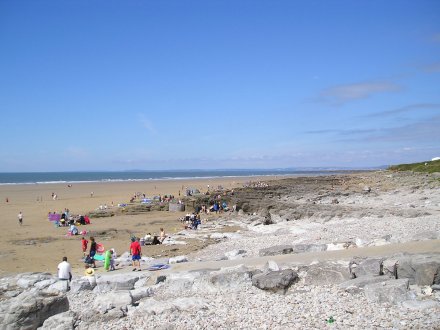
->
left=0, top=0, right=439, bottom=171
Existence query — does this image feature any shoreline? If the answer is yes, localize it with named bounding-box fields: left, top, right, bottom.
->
left=0, top=174, right=285, bottom=277
left=0, top=169, right=366, bottom=186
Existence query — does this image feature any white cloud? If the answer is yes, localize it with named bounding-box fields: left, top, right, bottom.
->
left=318, top=81, right=401, bottom=105
left=366, top=103, right=440, bottom=118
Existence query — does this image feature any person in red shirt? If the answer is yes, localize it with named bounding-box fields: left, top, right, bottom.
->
left=81, top=237, right=89, bottom=257
left=130, top=237, right=142, bottom=271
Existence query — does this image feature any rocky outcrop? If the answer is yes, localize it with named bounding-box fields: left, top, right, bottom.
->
left=0, top=289, right=69, bottom=329
left=94, top=274, right=141, bottom=292
left=383, top=254, right=440, bottom=285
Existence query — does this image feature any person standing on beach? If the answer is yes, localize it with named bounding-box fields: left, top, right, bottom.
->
left=130, top=237, right=142, bottom=271
left=57, top=256, right=72, bottom=290
left=81, top=237, right=88, bottom=257
left=89, top=237, right=97, bottom=268
left=17, top=212, right=23, bottom=225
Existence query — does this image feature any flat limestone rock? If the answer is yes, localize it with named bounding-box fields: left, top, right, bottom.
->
left=136, top=297, right=209, bottom=315
left=40, top=311, right=77, bottom=330
left=259, top=245, right=294, bottom=257
left=301, top=262, right=351, bottom=285
left=252, top=269, right=298, bottom=294
left=339, top=275, right=390, bottom=293
left=94, top=274, right=140, bottom=292
left=93, top=291, right=133, bottom=313
left=364, top=278, right=410, bottom=304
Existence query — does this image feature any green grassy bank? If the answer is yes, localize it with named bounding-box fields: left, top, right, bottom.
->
left=388, top=159, right=440, bottom=173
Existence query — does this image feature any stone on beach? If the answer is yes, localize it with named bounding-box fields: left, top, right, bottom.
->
left=364, top=278, right=410, bottom=304
left=252, top=269, right=298, bottom=293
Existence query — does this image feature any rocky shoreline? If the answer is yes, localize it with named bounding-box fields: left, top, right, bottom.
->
left=1, top=171, right=440, bottom=329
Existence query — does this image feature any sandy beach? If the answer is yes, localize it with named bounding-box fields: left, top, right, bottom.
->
left=0, top=176, right=271, bottom=276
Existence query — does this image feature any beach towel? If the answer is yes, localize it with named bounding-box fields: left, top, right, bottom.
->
left=48, top=213, right=61, bottom=222
left=93, top=254, right=105, bottom=261
left=147, top=264, right=170, bottom=271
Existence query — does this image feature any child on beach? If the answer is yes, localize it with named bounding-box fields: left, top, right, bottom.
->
left=159, top=228, right=167, bottom=243
left=81, top=237, right=88, bottom=257
left=110, top=248, right=116, bottom=271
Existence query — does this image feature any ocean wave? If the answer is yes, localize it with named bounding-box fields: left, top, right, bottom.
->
left=0, top=170, right=359, bottom=185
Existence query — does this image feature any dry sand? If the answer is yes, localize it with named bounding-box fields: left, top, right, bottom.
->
left=0, top=176, right=267, bottom=277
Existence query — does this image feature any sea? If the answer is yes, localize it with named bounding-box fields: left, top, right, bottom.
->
left=0, top=169, right=373, bottom=185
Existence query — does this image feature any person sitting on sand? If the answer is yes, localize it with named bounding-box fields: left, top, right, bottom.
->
left=152, top=235, right=161, bottom=245
left=84, top=254, right=94, bottom=268
left=144, top=233, right=153, bottom=245
left=69, top=224, right=79, bottom=235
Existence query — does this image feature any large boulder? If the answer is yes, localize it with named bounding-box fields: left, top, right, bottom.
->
left=40, top=311, right=77, bottom=330
left=349, top=257, right=384, bottom=277
left=48, top=280, right=70, bottom=293
left=0, top=289, right=69, bottom=329
left=259, top=245, right=294, bottom=257
left=130, top=287, right=154, bottom=303
left=364, top=279, right=410, bottom=304
left=301, top=262, right=351, bottom=285
left=339, top=275, right=390, bottom=293
left=15, top=273, right=53, bottom=289
left=208, top=265, right=253, bottom=290
left=252, top=269, right=298, bottom=294
left=93, top=291, right=133, bottom=314
left=161, top=272, right=202, bottom=292
left=384, top=254, right=440, bottom=285
left=94, top=274, right=140, bottom=292
left=70, top=276, right=96, bottom=293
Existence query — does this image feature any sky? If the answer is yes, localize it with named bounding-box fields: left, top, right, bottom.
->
left=0, top=0, right=439, bottom=171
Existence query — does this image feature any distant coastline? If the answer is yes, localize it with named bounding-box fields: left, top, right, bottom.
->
left=0, top=168, right=379, bottom=185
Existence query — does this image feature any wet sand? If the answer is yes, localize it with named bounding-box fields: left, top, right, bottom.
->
left=0, top=176, right=267, bottom=276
